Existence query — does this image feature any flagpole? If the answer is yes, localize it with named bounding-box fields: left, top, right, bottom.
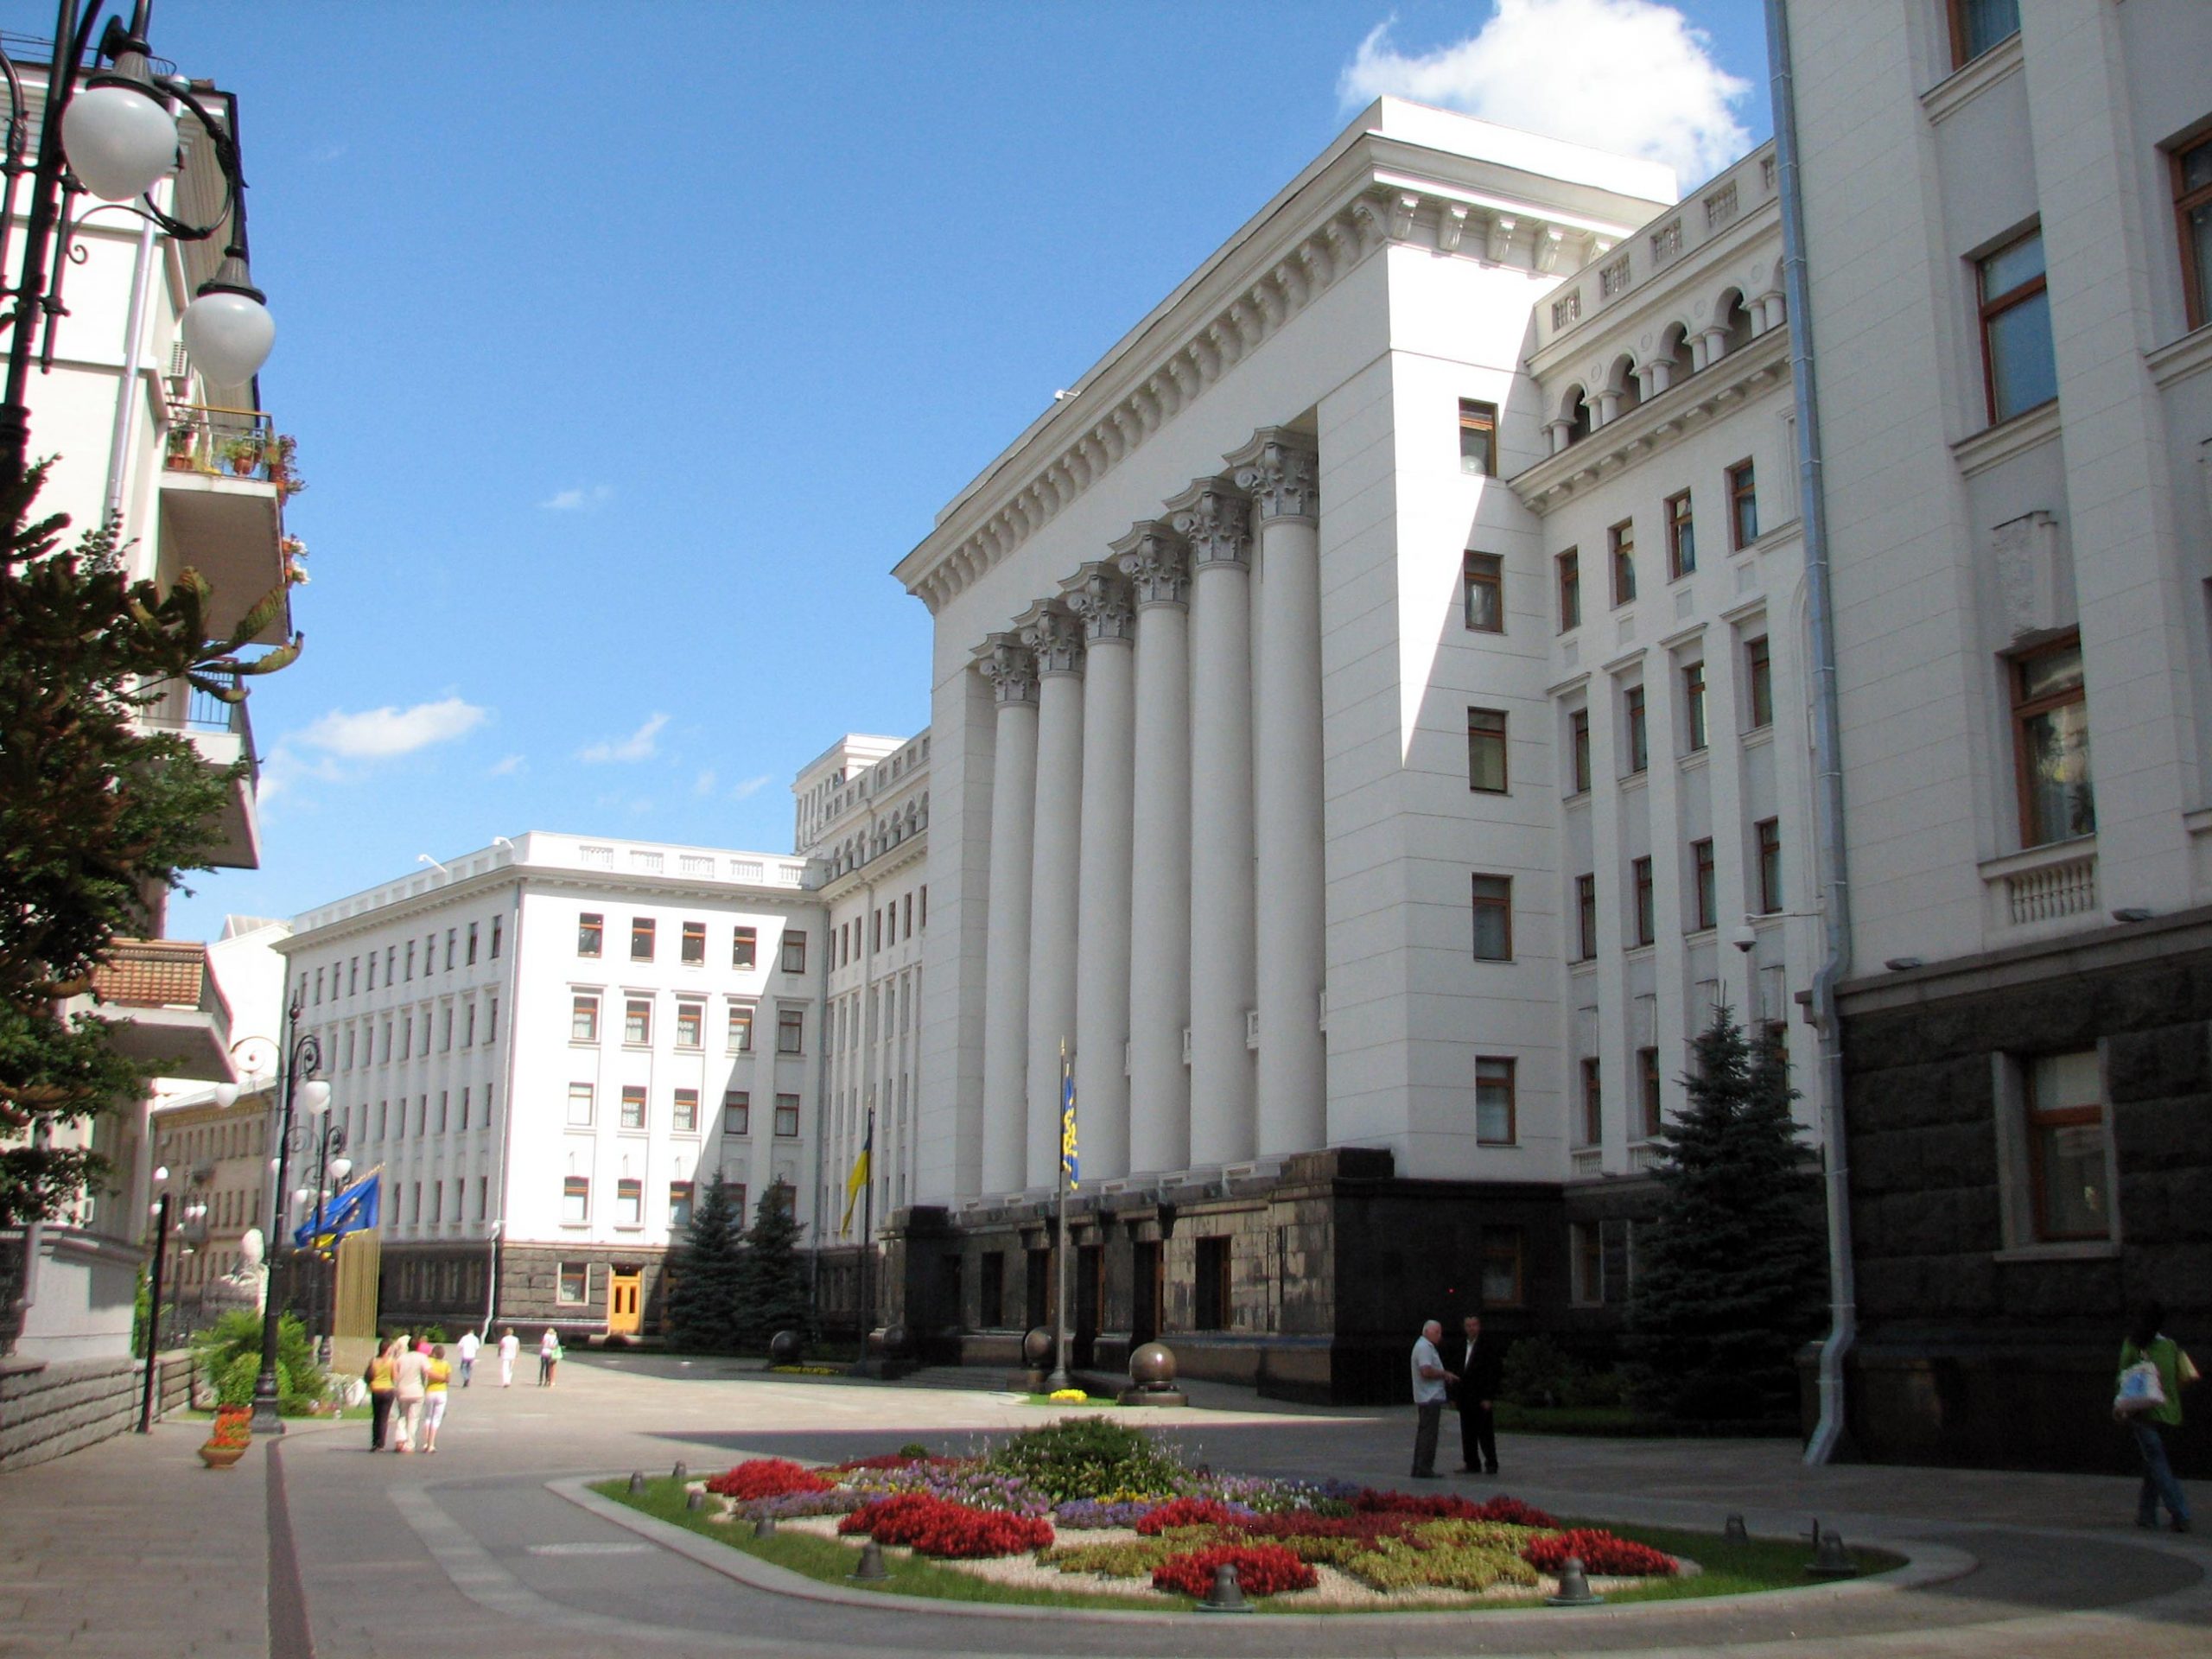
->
left=855, top=1104, right=875, bottom=1378
left=1048, top=1039, right=1072, bottom=1394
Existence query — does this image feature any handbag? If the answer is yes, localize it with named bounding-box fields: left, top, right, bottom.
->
left=2115, top=1358, right=2167, bottom=1414
left=2181, top=1350, right=2201, bottom=1387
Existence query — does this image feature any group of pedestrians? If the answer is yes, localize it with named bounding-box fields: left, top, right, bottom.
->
left=363, top=1325, right=572, bottom=1451
left=1408, top=1314, right=1500, bottom=1480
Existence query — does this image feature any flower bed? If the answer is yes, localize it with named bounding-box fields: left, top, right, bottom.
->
left=1522, top=1526, right=1678, bottom=1577
left=839, top=1493, right=1054, bottom=1558
left=1151, top=1542, right=1317, bottom=1598
left=704, top=1458, right=831, bottom=1500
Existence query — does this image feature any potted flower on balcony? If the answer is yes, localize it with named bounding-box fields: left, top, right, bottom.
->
left=217, top=433, right=263, bottom=476
left=164, top=422, right=197, bottom=472
left=265, top=433, right=305, bottom=499
left=199, top=1406, right=251, bottom=1469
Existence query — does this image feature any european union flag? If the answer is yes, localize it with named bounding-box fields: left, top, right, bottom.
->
left=295, top=1170, right=379, bottom=1251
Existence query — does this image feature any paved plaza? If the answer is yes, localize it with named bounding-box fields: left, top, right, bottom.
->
left=1, top=1353, right=2204, bottom=1658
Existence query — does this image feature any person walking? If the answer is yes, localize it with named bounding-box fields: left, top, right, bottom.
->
left=391, top=1338, right=431, bottom=1452
left=2119, top=1300, right=2196, bottom=1533
left=1409, top=1319, right=1452, bottom=1479
left=421, top=1344, right=453, bottom=1453
left=455, top=1328, right=480, bottom=1387
left=538, top=1327, right=560, bottom=1388
left=498, top=1326, right=519, bottom=1388
left=364, top=1339, right=397, bottom=1452
left=1456, top=1313, right=1502, bottom=1477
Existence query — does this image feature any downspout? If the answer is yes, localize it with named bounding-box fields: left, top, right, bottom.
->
left=100, top=172, right=161, bottom=524
left=1767, top=0, right=1857, bottom=1466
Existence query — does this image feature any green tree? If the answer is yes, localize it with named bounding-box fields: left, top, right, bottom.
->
left=663, top=1171, right=744, bottom=1351
left=191, top=1307, right=326, bottom=1413
left=1624, top=1007, right=1827, bottom=1424
left=732, top=1180, right=810, bottom=1345
left=0, top=461, right=298, bottom=1222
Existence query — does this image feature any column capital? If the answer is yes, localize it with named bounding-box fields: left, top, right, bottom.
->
left=978, top=634, right=1039, bottom=705
left=1112, top=519, right=1191, bottom=607
left=1019, top=602, right=1086, bottom=677
left=1063, top=562, right=1135, bottom=644
left=1163, top=478, right=1251, bottom=569
left=1224, top=427, right=1319, bottom=524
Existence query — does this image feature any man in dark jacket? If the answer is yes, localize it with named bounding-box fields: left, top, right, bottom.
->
left=1457, top=1313, right=1502, bottom=1475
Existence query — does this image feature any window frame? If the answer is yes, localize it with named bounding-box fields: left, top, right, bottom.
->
left=674, top=999, right=704, bottom=1049
left=668, top=1181, right=696, bottom=1230
left=566, top=1082, right=594, bottom=1128
left=623, top=996, right=652, bottom=1046
left=1978, top=226, right=2056, bottom=425
left=1665, top=489, right=1695, bottom=579
left=557, top=1260, right=589, bottom=1301
left=1568, top=708, right=1592, bottom=794
left=780, top=931, right=808, bottom=975
left=1466, top=707, right=1509, bottom=794
left=1470, top=874, right=1514, bottom=962
left=1637, top=1047, right=1663, bottom=1139
left=733, top=926, right=758, bottom=969
left=1947, top=0, right=2019, bottom=71
left=1474, top=1056, right=1517, bottom=1146
left=773, top=1095, right=801, bottom=1138
left=1691, top=837, right=1718, bottom=931
left=1745, top=635, right=1774, bottom=729
left=1458, top=397, right=1498, bottom=476
left=680, top=920, right=707, bottom=965
left=1726, top=460, right=1758, bottom=550
left=619, top=1085, right=646, bottom=1131
left=630, top=917, right=656, bottom=962
left=728, top=1002, right=755, bottom=1052
left=1578, top=1056, right=1603, bottom=1147
left=2008, top=633, right=2095, bottom=849
left=1756, top=817, right=1783, bottom=914
left=1623, top=683, right=1649, bottom=774
left=1631, top=855, right=1656, bottom=947
left=1556, top=549, right=1581, bottom=632
left=1608, top=519, right=1637, bottom=607
left=672, top=1088, right=700, bottom=1134
left=2024, top=1051, right=2113, bottom=1243
left=1479, top=1225, right=1525, bottom=1307
left=2174, top=129, right=2212, bottom=332
left=1683, top=659, right=1708, bottom=752
left=560, top=1179, right=589, bottom=1226
left=776, top=1007, right=804, bottom=1054
left=1462, top=550, right=1503, bottom=632
left=1575, top=872, right=1598, bottom=961
left=723, top=1090, right=751, bottom=1136
left=614, top=1177, right=643, bottom=1229
left=570, top=994, right=600, bottom=1045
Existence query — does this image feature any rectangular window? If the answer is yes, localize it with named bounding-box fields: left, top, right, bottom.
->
left=1726, top=460, right=1758, bottom=549
left=1745, top=635, right=1773, bottom=728
left=1458, top=398, right=1498, bottom=475
left=486, top=995, right=499, bottom=1042
left=1756, top=817, right=1783, bottom=914
left=1948, top=0, right=2019, bottom=68
left=1683, top=660, right=1708, bottom=752
left=732, top=925, right=757, bottom=969
left=2026, top=1050, right=2110, bottom=1241
left=620, top=1086, right=646, bottom=1130
left=314, top=967, right=323, bottom=1005
left=1193, top=1236, right=1232, bottom=1332
left=1638, top=1047, right=1663, bottom=1138
left=1631, top=856, right=1656, bottom=946
left=578, top=913, right=602, bottom=957
left=728, top=1003, right=755, bottom=1052
left=872, top=909, right=882, bottom=953
left=615, top=1178, right=642, bottom=1228
left=490, top=916, right=502, bottom=958
left=1666, top=489, right=1695, bottom=578
left=2011, top=636, right=2095, bottom=847
left=1480, top=1226, right=1525, bottom=1306
left=561, top=1179, right=589, bottom=1225
left=1576, top=873, right=1598, bottom=961
left=624, top=998, right=652, bottom=1045
left=1470, top=874, right=1513, bottom=961
left=1980, top=227, right=2057, bottom=423
left=773, top=1095, right=801, bottom=1137
left=1579, top=1057, right=1603, bottom=1147
left=385, top=945, right=395, bottom=982
left=439, top=1007, right=453, bottom=1051
left=1569, top=709, right=1592, bottom=793
left=669, top=1181, right=695, bottom=1229
left=681, top=921, right=706, bottom=965
left=1623, top=684, right=1649, bottom=773
left=558, top=1262, right=588, bottom=1303
left=630, top=917, right=656, bottom=961
left=1609, top=519, right=1637, bottom=606
left=1557, top=549, right=1581, bottom=632
left=1573, top=1222, right=1604, bottom=1304
left=1692, top=838, right=1717, bottom=931
left=675, top=1001, right=703, bottom=1048
left=1466, top=708, right=1509, bottom=793
left=723, top=1090, right=750, bottom=1135
left=1474, top=1055, right=1516, bottom=1144
left=445, top=928, right=456, bottom=971
left=566, top=1083, right=594, bottom=1127
left=404, top=940, right=414, bottom=981
left=2176, top=131, right=2212, bottom=331
left=672, top=1087, right=699, bottom=1134
left=463, top=1002, right=476, bottom=1048
left=348, top=957, right=358, bottom=995
left=780, top=931, right=807, bottom=975
left=467, top=922, right=478, bottom=965
left=459, top=1086, right=469, bottom=1131
left=1462, top=551, right=1503, bottom=632
left=776, top=1008, right=804, bottom=1054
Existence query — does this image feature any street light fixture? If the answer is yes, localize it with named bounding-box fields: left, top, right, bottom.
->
left=0, top=1, right=276, bottom=475
left=249, top=987, right=323, bottom=1435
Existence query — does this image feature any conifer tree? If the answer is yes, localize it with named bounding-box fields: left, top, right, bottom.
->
left=1624, top=1007, right=1827, bottom=1423
left=732, top=1180, right=811, bottom=1344
left=662, top=1172, right=743, bottom=1351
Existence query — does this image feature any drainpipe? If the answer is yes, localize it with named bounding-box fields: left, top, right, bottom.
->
left=1767, top=0, right=1857, bottom=1466
left=100, top=185, right=161, bottom=524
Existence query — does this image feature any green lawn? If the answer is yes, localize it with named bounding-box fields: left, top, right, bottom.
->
left=599, top=1479, right=1901, bottom=1613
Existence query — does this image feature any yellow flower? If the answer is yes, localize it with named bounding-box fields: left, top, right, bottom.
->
left=1048, top=1388, right=1089, bottom=1403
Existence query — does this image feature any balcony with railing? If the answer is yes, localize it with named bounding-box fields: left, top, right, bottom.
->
left=88, top=940, right=235, bottom=1082
left=137, top=671, right=261, bottom=870
left=157, top=403, right=291, bottom=646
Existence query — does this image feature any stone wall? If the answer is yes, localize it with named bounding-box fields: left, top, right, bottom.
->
left=0, top=1356, right=138, bottom=1471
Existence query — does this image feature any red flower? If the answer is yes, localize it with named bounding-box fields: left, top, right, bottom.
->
left=1522, top=1528, right=1676, bottom=1577
left=1237, top=1510, right=1415, bottom=1542
left=840, top=1494, right=1053, bottom=1558
left=1133, top=1497, right=1242, bottom=1535
left=1476, top=1496, right=1561, bottom=1529
left=1151, top=1543, right=1317, bottom=1599
left=704, top=1458, right=833, bottom=1499
left=1351, top=1487, right=1487, bottom=1520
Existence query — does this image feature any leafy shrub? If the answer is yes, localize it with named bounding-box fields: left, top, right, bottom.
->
left=986, top=1416, right=1185, bottom=1502
left=1500, top=1334, right=1577, bottom=1407
left=838, top=1493, right=1053, bottom=1558
left=192, top=1310, right=324, bottom=1414
left=1133, top=1497, right=1246, bottom=1535
left=897, top=1442, right=931, bottom=1459
left=1522, top=1528, right=1676, bottom=1577
left=1040, top=1538, right=1181, bottom=1578
left=704, top=1459, right=831, bottom=1499
left=1151, top=1543, right=1316, bottom=1599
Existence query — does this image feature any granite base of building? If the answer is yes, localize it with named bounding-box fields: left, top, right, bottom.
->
left=354, top=1241, right=672, bottom=1349
left=884, top=1147, right=1650, bottom=1406
left=1836, top=906, right=2212, bottom=1478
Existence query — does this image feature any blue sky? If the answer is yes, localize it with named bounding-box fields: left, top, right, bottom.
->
left=66, top=1, right=1770, bottom=939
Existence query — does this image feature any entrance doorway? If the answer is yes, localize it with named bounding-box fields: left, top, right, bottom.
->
left=1075, top=1244, right=1103, bottom=1369
left=608, top=1269, right=642, bottom=1336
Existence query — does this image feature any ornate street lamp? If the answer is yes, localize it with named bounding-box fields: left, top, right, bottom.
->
left=0, top=0, right=274, bottom=475
left=248, top=985, right=325, bottom=1434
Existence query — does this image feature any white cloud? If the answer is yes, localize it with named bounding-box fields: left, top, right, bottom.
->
left=540, top=483, right=613, bottom=512
left=693, top=768, right=718, bottom=797
left=577, top=712, right=669, bottom=765
left=728, top=773, right=772, bottom=802
left=1338, top=0, right=1751, bottom=188
left=294, top=696, right=487, bottom=760
left=488, top=753, right=527, bottom=778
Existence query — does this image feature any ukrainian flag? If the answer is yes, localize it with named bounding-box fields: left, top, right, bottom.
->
left=294, top=1169, right=380, bottom=1251
left=840, top=1110, right=874, bottom=1235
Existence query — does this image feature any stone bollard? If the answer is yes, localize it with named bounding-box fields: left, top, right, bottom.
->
left=671, top=1460, right=688, bottom=1484
left=753, top=1515, right=778, bottom=1539
left=1194, top=1560, right=1250, bottom=1613
left=1724, top=1513, right=1749, bottom=1544
left=685, top=1489, right=706, bottom=1512
left=626, top=1471, right=645, bottom=1494
left=849, top=1538, right=889, bottom=1580
left=1546, top=1555, right=1605, bottom=1606
left=1807, top=1529, right=1859, bottom=1579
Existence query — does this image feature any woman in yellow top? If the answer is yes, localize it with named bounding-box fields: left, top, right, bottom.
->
left=364, top=1341, right=397, bottom=1452
left=422, top=1344, right=454, bottom=1454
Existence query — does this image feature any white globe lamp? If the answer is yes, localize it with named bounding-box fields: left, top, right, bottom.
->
left=60, top=80, right=176, bottom=202
left=180, top=283, right=275, bottom=387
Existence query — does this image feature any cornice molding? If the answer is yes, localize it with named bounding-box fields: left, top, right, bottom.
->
left=1921, top=33, right=2024, bottom=128
left=1951, top=398, right=2060, bottom=480
left=2146, top=322, right=2212, bottom=391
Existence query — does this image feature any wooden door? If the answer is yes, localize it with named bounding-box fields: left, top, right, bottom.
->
left=608, top=1270, right=642, bottom=1335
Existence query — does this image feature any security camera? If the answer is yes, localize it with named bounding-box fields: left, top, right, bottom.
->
left=1731, top=923, right=1758, bottom=954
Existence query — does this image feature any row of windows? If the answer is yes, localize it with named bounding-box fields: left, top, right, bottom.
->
left=333, top=994, right=499, bottom=1071
left=347, top=1085, right=497, bottom=1144
left=834, top=886, right=927, bottom=971
left=580, top=914, right=807, bottom=974
left=558, top=1176, right=794, bottom=1233
left=1552, top=464, right=1758, bottom=633
left=306, top=916, right=503, bottom=1007
left=563, top=1083, right=800, bottom=1139
left=371, top=1174, right=493, bottom=1228
left=567, top=993, right=803, bottom=1053
left=156, top=1116, right=259, bottom=1166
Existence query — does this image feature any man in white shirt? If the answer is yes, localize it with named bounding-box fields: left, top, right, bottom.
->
left=1409, top=1319, right=1452, bottom=1479
left=455, top=1328, right=480, bottom=1387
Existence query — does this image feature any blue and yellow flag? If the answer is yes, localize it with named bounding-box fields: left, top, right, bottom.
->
left=294, top=1169, right=379, bottom=1251
left=840, top=1109, right=874, bottom=1235
left=1060, top=1053, right=1079, bottom=1192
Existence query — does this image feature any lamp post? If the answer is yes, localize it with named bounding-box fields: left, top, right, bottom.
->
left=250, top=987, right=325, bottom=1435
left=0, top=0, right=275, bottom=478
left=293, top=1131, right=347, bottom=1355
left=135, top=1168, right=170, bottom=1433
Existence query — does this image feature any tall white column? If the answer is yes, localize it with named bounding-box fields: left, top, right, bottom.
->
left=1066, top=563, right=1135, bottom=1183
left=1230, top=429, right=1326, bottom=1157
left=1022, top=603, right=1085, bottom=1191
left=1170, top=477, right=1255, bottom=1167
left=1118, top=524, right=1192, bottom=1176
left=977, top=639, right=1039, bottom=1198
